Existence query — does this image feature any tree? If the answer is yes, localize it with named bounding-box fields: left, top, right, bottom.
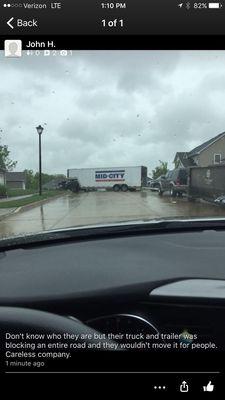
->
left=54, top=174, right=66, bottom=180
left=0, top=144, right=17, bottom=171
left=24, top=169, right=35, bottom=189
left=24, top=171, right=54, bottom=190
left=152, top=160, right=168, bottom=179
left=24, top=170, right=67, bottom=190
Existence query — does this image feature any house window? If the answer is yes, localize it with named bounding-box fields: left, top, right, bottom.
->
left=214, top=154, right=221, bottom=164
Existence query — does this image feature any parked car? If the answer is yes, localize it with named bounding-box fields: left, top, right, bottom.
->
left=146, top=177, right=153, bottom=186
left=149, top=175, right=166, bottom=191
left=158, top=168, right=188, bottom=197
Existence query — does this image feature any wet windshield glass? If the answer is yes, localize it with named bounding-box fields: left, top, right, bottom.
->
left=1, top=50, right=225, bottom=238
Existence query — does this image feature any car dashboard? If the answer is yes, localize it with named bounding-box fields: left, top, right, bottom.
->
left=0, top=228, right=225, bottom=350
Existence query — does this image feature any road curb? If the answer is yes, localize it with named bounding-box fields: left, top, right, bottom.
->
left=0, top=208, right=18, bottom=222
left=0, top=193, right=68, bottom=220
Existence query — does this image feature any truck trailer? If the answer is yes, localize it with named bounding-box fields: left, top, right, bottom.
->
left=67, top=166, right=147, bottom=192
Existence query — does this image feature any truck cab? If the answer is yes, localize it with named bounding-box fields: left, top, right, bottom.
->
left=158, top=168, right=188, bottom=197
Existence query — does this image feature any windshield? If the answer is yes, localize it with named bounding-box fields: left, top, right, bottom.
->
left=1, top=49, right=225, bottom=238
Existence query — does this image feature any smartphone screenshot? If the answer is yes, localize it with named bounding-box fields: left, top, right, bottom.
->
left=0, top=0, right=224, bottom=393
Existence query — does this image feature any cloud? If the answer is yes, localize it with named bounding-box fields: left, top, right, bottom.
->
left=1, top=50, right=225, bottom=174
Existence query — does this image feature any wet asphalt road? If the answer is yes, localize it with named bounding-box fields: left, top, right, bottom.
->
left=1, top=190, right=225, bottom=238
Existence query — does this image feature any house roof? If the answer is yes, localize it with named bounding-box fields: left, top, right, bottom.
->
left=174, top=152, right=196, bottom=167
left=188, top=131, right=225, bottom=157
left=5, top=172, right=26, bottom=182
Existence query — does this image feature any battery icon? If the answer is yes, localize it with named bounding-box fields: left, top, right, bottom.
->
left=208, top=3, right=222, bottom=8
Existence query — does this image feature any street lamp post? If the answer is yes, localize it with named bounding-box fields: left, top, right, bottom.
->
left=36, top=125, right=44, bottom=196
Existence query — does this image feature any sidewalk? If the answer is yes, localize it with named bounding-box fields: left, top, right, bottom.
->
left=0, top=194, right=34, bottom=220
left=0, top=194, right=34, bottom=203
left=0, top=207, right=17, bottom=220
left=0, top=193, right=68, bottom=221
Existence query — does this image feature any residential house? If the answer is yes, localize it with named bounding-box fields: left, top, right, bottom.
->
left=5, top=172, right=26, bottom=189
left=174, top=152, right=196, bottom=168
left=174, top=131, right=225, bottom=168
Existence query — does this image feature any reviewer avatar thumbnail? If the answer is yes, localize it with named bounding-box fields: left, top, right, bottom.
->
left=4, top=40, right=22, bottom=57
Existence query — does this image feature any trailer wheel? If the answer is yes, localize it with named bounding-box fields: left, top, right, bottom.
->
left=113, top=184, right=120, bottom=192
left=121, top=184, right=128, bottom=192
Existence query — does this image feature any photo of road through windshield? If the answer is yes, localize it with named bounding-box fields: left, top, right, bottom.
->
left=1, top=191, right=225, bottom=237
left=1, top=50, right=225, bottom=238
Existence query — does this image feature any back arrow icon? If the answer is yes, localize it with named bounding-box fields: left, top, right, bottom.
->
left=7, top=17, right=14, bottom=29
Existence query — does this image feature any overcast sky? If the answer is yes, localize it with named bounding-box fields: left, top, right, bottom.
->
left=1, top=50, right=225, bottom=176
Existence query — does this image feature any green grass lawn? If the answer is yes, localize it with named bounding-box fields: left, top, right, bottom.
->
left=0, top=190, right=66, bottom=208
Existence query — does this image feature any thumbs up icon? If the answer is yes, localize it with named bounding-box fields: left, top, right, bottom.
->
left=203, top=381, right=214, bottom=392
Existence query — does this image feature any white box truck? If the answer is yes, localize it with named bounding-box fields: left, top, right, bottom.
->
left=67, top=166, right=147, bottom=192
